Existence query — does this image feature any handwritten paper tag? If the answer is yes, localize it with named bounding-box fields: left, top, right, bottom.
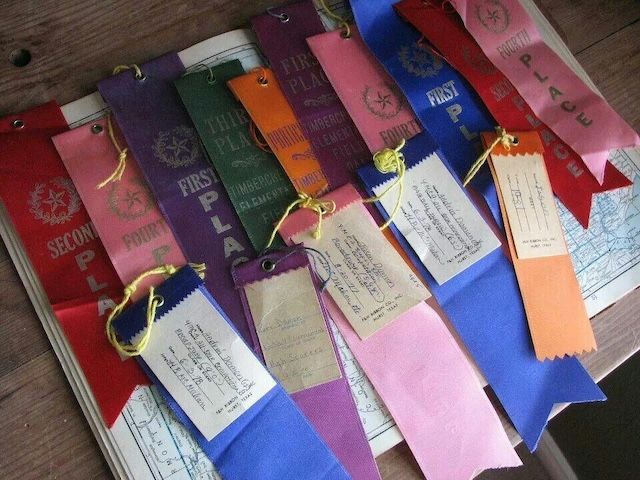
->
left=244, top=266, right=341, bottom=393
left=291, top=204, right=430, bottom=339
left=491, top=153, right=568, bottom=260
left=485, top=131, right=596, bottom=360
left=135, top=288, right=276, bottom=441
left=373, top=153, right=500, bottom=284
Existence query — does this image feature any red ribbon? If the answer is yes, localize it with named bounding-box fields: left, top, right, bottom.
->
left=395, top=0, right=631, bottom=228
left=0, top=101, right=148, bottom=427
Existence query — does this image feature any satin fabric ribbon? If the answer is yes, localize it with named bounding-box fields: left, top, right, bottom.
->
left=394, top=0, right=632, bottom=229
left=54, top=116, right=188, bottom=300
left=276, top=184, right=522, bottom=478
left=112, top=265, right=351, bottom=480
left=356, top=127, right=606, bottom=450
left=452, top=0, right=640, bottom=185
left=233, top=249, right=381, bottom=480
left=98, top=53, right=255, bottom=345
left=0, top=101, right=148, bottom=426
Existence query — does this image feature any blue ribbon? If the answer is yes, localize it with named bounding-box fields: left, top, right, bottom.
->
left=357, top=128, right=605, bottom=450
left=113, top=265, right=351, bottom=480
left=350, top=0, right=506, bottom=227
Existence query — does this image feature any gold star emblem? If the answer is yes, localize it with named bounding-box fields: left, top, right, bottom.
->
left=42, top=189, right=66, bottom=212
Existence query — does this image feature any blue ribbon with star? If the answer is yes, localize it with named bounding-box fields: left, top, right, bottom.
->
left=351, top=0, right=606, bottom=451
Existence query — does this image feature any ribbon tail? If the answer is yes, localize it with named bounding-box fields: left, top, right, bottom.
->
left=599, top=160, right=634, bottom=192
left=515, top=358, right=606, bottom=451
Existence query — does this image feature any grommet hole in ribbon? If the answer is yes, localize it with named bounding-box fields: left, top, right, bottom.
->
left=512, top=136, right=519, bottom=145
left=267, top=7, right=290, bottom=23
left=152, top=294, right=165, bottom=308
left=91, top=124, right=103, bottom=134
left=9, top=49, right=31, bottom=67
left=12, top=119, right=25, bottom=129
left=261, top=259, right=276, bottom=272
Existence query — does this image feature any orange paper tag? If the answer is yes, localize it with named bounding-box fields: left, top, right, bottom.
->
left=485, top=131, right=597, bottom=360
left=228, top=68, right=329, bottom=197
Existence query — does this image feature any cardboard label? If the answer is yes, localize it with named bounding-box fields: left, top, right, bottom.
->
left=244, top=266, right=341, bottom=393
left=373, top=153, right=500, bottom=283
left=491, top=153, right=568, bottom=259
left=138, top=289, right=276, bottom=441
left=291, top=203, right=430, bottom=339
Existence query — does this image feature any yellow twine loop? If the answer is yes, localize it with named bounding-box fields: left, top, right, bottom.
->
left=364, top=139, right=406, bottom=230
left=113, top=64, right=144, bottom=79
left=265, top=193, right=336, bottom=250
left=105, top=263, right=206, bottom=357
left=463, top=126, right=517, bottom=186
left=318, top=0, right=351, bottom=38
left=96, top=115, right=129, bottom=189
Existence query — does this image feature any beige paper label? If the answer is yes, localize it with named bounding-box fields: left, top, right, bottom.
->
left=138, top=289, right=276, bottom=441
left=292, top=204, right=430, bottom=339
left=491, top=153, right=568, bottom=259
left=372, top=153, right=500, bottom=284
left=244, top=266, right=342, bottom=394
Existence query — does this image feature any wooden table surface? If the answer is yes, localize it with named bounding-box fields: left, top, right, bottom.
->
left=0, top=1, right=638, bottom=479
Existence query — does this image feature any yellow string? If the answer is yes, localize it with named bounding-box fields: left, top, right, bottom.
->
left=317, top=0, right=351, bottom=38
left=363, top=139, right=406, bottom=230
left=463, top=126, right=517, bottom=186
left=113, top=64, right=144, bottom=79
left=96, top=115, right=129, bottom=189
left=264, top=193, right=336, bottom=250
left=105, top=263, right=206, bottom=356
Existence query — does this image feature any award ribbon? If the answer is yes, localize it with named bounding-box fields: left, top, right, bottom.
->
left=233, top=248, right=381, bottom=480
left=277, top=184, right=522, bottom=478
left=98, top=53, right=254, bottom=345
left=452, top=0, right=640, bottom=184
left=350, top=0, right=510, bottom=230
left=307, top=26, right=422, bottom=153
left=112, top=265, right=351, bottom=480
left=0, top=101, right=148, bottom=427
left=175, top=60, right=298, bottom=251
left=357, top=129, right=606, bottom=450
left=54, top=116, right=188, bottom=300
left=394, top=0, right=632, bottom=228
left=251, top=0, right=370, bottom=190
left=481, top=130, right=597, bottom=360
left=227, top=66, right=330, bottom=197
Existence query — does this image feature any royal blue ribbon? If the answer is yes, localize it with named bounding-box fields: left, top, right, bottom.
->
left=357, top=128, right=605, bottom=450
left=113, top=265, right=351, bottom=480
left=350, top=0, right=506, bottom=227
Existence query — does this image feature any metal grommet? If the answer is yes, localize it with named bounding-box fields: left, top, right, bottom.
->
left=12, top=119, right=25, bottom=129
left=261, top=259, right=276, bottom=272
left=280, top=13, right=290, bottom=22
left=340, top=30, right=351, bottom=39
left=153, top=294, right=165, bottom=308
left=258, top=76, right=269, bottom=86
left=135, top=72, right=146, bottom=82
left=91, top=124, right=103, bottom=134
left=512, top=136, right=519, bottom=146
left=206, top=74, right=217, bottom=84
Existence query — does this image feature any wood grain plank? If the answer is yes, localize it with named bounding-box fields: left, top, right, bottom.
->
left=537, top=0, right=640, bottom=54
left=0, top=350, right=110, bottom=480
left=576, top=21, right=640, bottom=131
left=0, top=0, right=295, bottom=116
left=0, top=241, right=51, bottom=378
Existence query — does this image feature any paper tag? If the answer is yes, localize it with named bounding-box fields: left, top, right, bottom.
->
left=291, top=204, right=430, bottom=339
left=138, top=289, right=276, bottom=441
left=244, top=266, right=341, bottom=393
left=373, top=153, right=500, bottom=284
left=491, top=153, right=568, bottom=259
left=393, top=0, right=632, bottom=229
